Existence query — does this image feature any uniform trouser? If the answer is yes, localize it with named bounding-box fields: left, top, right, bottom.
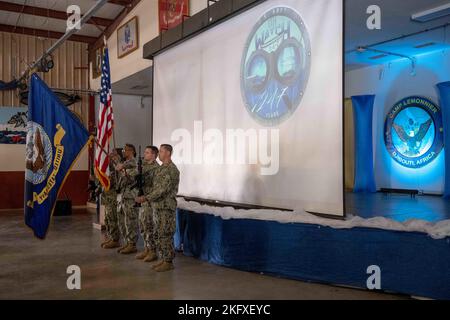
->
left=116, top=194, right=126, bottom=242
left=118, top=195, right=138, bottom=245
left=139, top=205, right=156, bottom=251
left=104, top=197, right=119, bottom=241
left=153, top=209, right=176, bottom=262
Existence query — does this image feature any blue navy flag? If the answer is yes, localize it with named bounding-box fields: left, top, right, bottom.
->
left=25, top=74, right=91, bottom=239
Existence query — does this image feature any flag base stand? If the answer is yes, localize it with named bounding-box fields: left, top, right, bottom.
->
left=54, top=199, right=72, bottom=216
left=54, top=192, right=72, bottom=216
left=92, top=203, right=105, bottom=231
left=86, top=201, right=97, bottom=210
left=92, top=222, right=105, bottom=231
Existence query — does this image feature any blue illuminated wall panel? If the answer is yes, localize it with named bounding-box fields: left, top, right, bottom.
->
left=345, top=50, right=450, bottom=193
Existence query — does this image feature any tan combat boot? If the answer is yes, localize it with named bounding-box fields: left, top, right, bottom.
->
left=103, top=240, right=121, bottom=249
left=154, top=261, right=174, bottom=272
left=120, top=243, right=137, bottom=254
left=101, top=239, right=111, bottom=248
left=135, top=248, right=149, bottom=260
left=150, top=259, right=164, bottom=269
left=117, top=244, right=127, bottom=253
left=143, top=250, right=157, bottom=263
left=101, top=236, right=113, bottom=247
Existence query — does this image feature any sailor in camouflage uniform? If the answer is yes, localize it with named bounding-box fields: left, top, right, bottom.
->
left=115, top=144, right=139, bottom=254
left=101, top=150, right=121, bottom=249
left=136, top=144, right=179, bottom=272
left=135, top=146, right=160, bottom=262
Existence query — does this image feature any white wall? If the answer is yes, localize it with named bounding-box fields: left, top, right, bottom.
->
left=90, top=0, right=157, bottom=90
left=90, top=0, right=209, bottom=91
left=98, top=94, right=153, bottom=151
left=0, top=144, right=88, bottom=172
left=190, top=0, right=208, bottom=15
left=345, top=49, right=450, bottom=193
left=90, top=0, right=205, bottom=150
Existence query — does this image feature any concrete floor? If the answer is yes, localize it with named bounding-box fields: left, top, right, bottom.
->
left=0, top=209, right=409, bottom=300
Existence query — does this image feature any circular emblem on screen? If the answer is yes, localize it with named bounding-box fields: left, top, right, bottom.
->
left=240, top=6, right=311, bottom=126
left=25, top=121, right=53, bottom=185
left=384, top=97, right=443, bottom=169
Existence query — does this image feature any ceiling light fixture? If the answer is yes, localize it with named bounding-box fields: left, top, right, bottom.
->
left=412, top=3, right=450, bottom=22
left=357, top=46, right=417, bottom=76
left=414, top=42, right=437, bottom=49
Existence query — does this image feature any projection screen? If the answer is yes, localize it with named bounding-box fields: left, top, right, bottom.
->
left=153, top=0, right=343, bottom=216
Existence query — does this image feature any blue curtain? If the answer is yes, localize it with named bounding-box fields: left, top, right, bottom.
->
left=351, top=95, right=377, bottom=193
left=437, top=82, right=450, bottom=198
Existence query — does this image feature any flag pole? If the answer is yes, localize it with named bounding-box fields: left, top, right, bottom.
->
left=103, top=37, right=117, bottom=151
left=93, top=137, right=127, bottom=176
left=112, top=124, right=117, bottom=150
left=93, top=137, right=112, bottom=160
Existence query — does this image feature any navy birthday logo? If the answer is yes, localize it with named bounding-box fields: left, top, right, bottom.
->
left=384, top=96, right=444, bottom=169
left=240, top=7, right=311, bottom=126
left=25, top=121, right=53, bottom=185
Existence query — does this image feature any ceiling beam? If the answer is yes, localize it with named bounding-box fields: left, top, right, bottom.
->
left=0, top=1, right=113, bottom=27
left=89, top=0, right=141, bottom=52
left=0, top=23, right=97, bottom=44
left=108, top=0, right=134, bottom=6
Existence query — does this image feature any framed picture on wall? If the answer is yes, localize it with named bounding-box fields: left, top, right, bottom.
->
left=117, top=16, right=139, bottom=59
left=91, top=45, right=104, bottom=79
left=159, top=0, right=189, bottom=32
left=0, top=107, right=27, bottom=144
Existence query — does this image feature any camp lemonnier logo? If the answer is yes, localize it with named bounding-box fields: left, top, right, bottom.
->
left=241, top=6, right=311, bottom=126
left=384, top=96, right=444, bottom=169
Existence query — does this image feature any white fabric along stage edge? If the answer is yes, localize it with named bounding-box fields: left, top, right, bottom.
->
left=177, top=198, right=450, bottom=240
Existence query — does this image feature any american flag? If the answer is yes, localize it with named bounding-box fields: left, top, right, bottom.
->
left=94, top=47, right=114, bottom=191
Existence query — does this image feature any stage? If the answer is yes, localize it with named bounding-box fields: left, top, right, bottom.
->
left=175, top=205, right=450, bottom=300
left=346, top=192, right=450, bottom=222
